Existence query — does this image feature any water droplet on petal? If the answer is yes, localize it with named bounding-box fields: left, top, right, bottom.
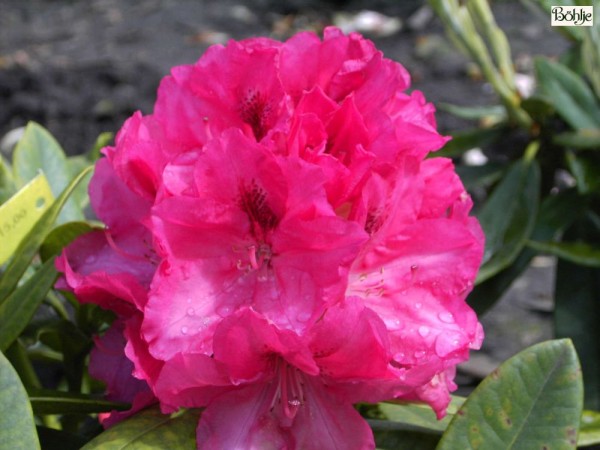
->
left=85, top=255, right=97, bottom=264
left=393, top=351, right=405, bottom=361
left=418, top=326, right=430, bottom=337
left=410, top=264, right=419, bottom=273
left=413, top=350, right=426, bottom=359
left=438, top=312, right=454, bottom=324
left=180, top=326, right=188, bottom=335
left=388, top=319, right=403, bottom=331
left=186, top=307, right=195, bottom=316
left=217, top=305, right=232, bottom=317
left=414, top=302, right=422, bottom=309
left=434, top=331, right=463, bottom=357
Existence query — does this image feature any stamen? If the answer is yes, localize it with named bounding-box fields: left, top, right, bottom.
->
left=104, top=230, right=149, bottom=263
left=268, top=360, right=305, bottom=420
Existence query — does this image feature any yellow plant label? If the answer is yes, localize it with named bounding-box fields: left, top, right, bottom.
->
left=0, top=172, right=54, bottom=264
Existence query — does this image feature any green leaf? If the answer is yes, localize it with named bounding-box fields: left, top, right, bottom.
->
left=476, top=154, right=540, bottom=283
left=28, top=388, right=129, bottom=415
left=0, top=257, right=58, bottom=352
left=0, top=155, right=16, bottom=205
left=378, top=396, right=465, bottom=435
left=36, top=319, right=92, bottom=391
left=455, top=163, right=506, bottom=190
left=12, top=122, right=84, bottom=224
left=555, top=219, right=600, bottom=410
left=580, top=410, right=600, bottom=447
left=374, top=428, right=440, bottom=450
left=0, top=350, right=40, bottom=450
left=566, top=150, right=600, bottom=194
left=82, top=407, right=200, bottom=450
left=527, top=240, right=600, bottom=267
left=39, top=221, right=95, bottom=262
left=437, top=339, right=583, bottom=449
left=555, top=129, right=600, bottom=149
left=520, top=96, right=556, bottom=122
left=534, top=57, right=600, bottom=130
left=435, top=126, right=505, bottom=158
left=0, top=166, right=92, bottom=303
left=468, top=187, right=587, bottom=314
left=438, top=103, right=507, bottom=121
left=66, top=155, right=94, bottom=211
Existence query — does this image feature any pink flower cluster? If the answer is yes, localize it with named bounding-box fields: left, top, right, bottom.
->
left=57, top=27, right=484, bottom=449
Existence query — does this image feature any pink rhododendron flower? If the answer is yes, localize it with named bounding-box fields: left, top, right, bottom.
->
left=56, top=26, right=484, bottom=449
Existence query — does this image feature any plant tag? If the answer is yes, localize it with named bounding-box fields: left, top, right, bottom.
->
left=0, top=172, right=54, bottom=264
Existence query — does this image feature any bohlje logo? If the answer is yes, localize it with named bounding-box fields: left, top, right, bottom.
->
left=551, top=6, right=594, bottom=26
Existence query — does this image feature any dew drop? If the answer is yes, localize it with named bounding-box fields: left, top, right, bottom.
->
left=393, top=351, right=405, bottom=361
left=217, top=305, right=232, bottom=317
left=186, top=307, right=195, bottom=316
left=418, top=326, right=430, bottom=337
left=438, top=312, right=454, bottom=324
left=180, top=326, right=188, bottom=335
left=84, top=255, right=97, bottom=264
left=414, top=302, right=422, bottom=309
left=257, top=274, right=268, bottom=282
left=388, top=319, right=403, bottom=331
left=413, top=350, right=426, bottom=359
left=410, top=264, right=419, bottom=272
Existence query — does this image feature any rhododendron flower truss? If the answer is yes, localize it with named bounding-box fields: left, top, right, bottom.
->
left=54, top=25, right=485, bottom=450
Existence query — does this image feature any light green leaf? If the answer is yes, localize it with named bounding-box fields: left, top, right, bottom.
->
left=580, top=410, right=600, bottom=447
left=82, top=407, right=200, bottom=450
left=12, top=122, right=84, bottom=223
left=28, top=388, right=129, bottom=415
left=439, top=103, right=506, bottom=121
left=535, top=57, right=600, bottom=130
left=555, top=129, right=600, bottom=149
left=527, top=240, right=600, bottom=267
left=0, top=351, right=40, bottom=450
left=0, top=166, right=92, bottom=303
left=476, top=154, right=540, bottom=283
left=0, top=155, right=16, bottom=205
left=0, top=257, right=58, bottom=352
left=438, top=339, right=583, bottom=449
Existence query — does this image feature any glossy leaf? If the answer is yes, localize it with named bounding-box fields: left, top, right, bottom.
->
left=12, top=122, right=84, bottom=223
left=28, top=388, right=129, bottom=415
left=0, top=166, right=92, bottom=303
left=0, top=351, right=40, bottom=450
left=82, top=407, right=200, bottom=450
left=535, top=57, right=600, bottom=130
left=438, top=339, right=583, bottom=449
left=527, top=240, right=600, bottom=267
left=476, top=155, right=540, bottom=283
left=0, top=257, right=58, bottom=352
